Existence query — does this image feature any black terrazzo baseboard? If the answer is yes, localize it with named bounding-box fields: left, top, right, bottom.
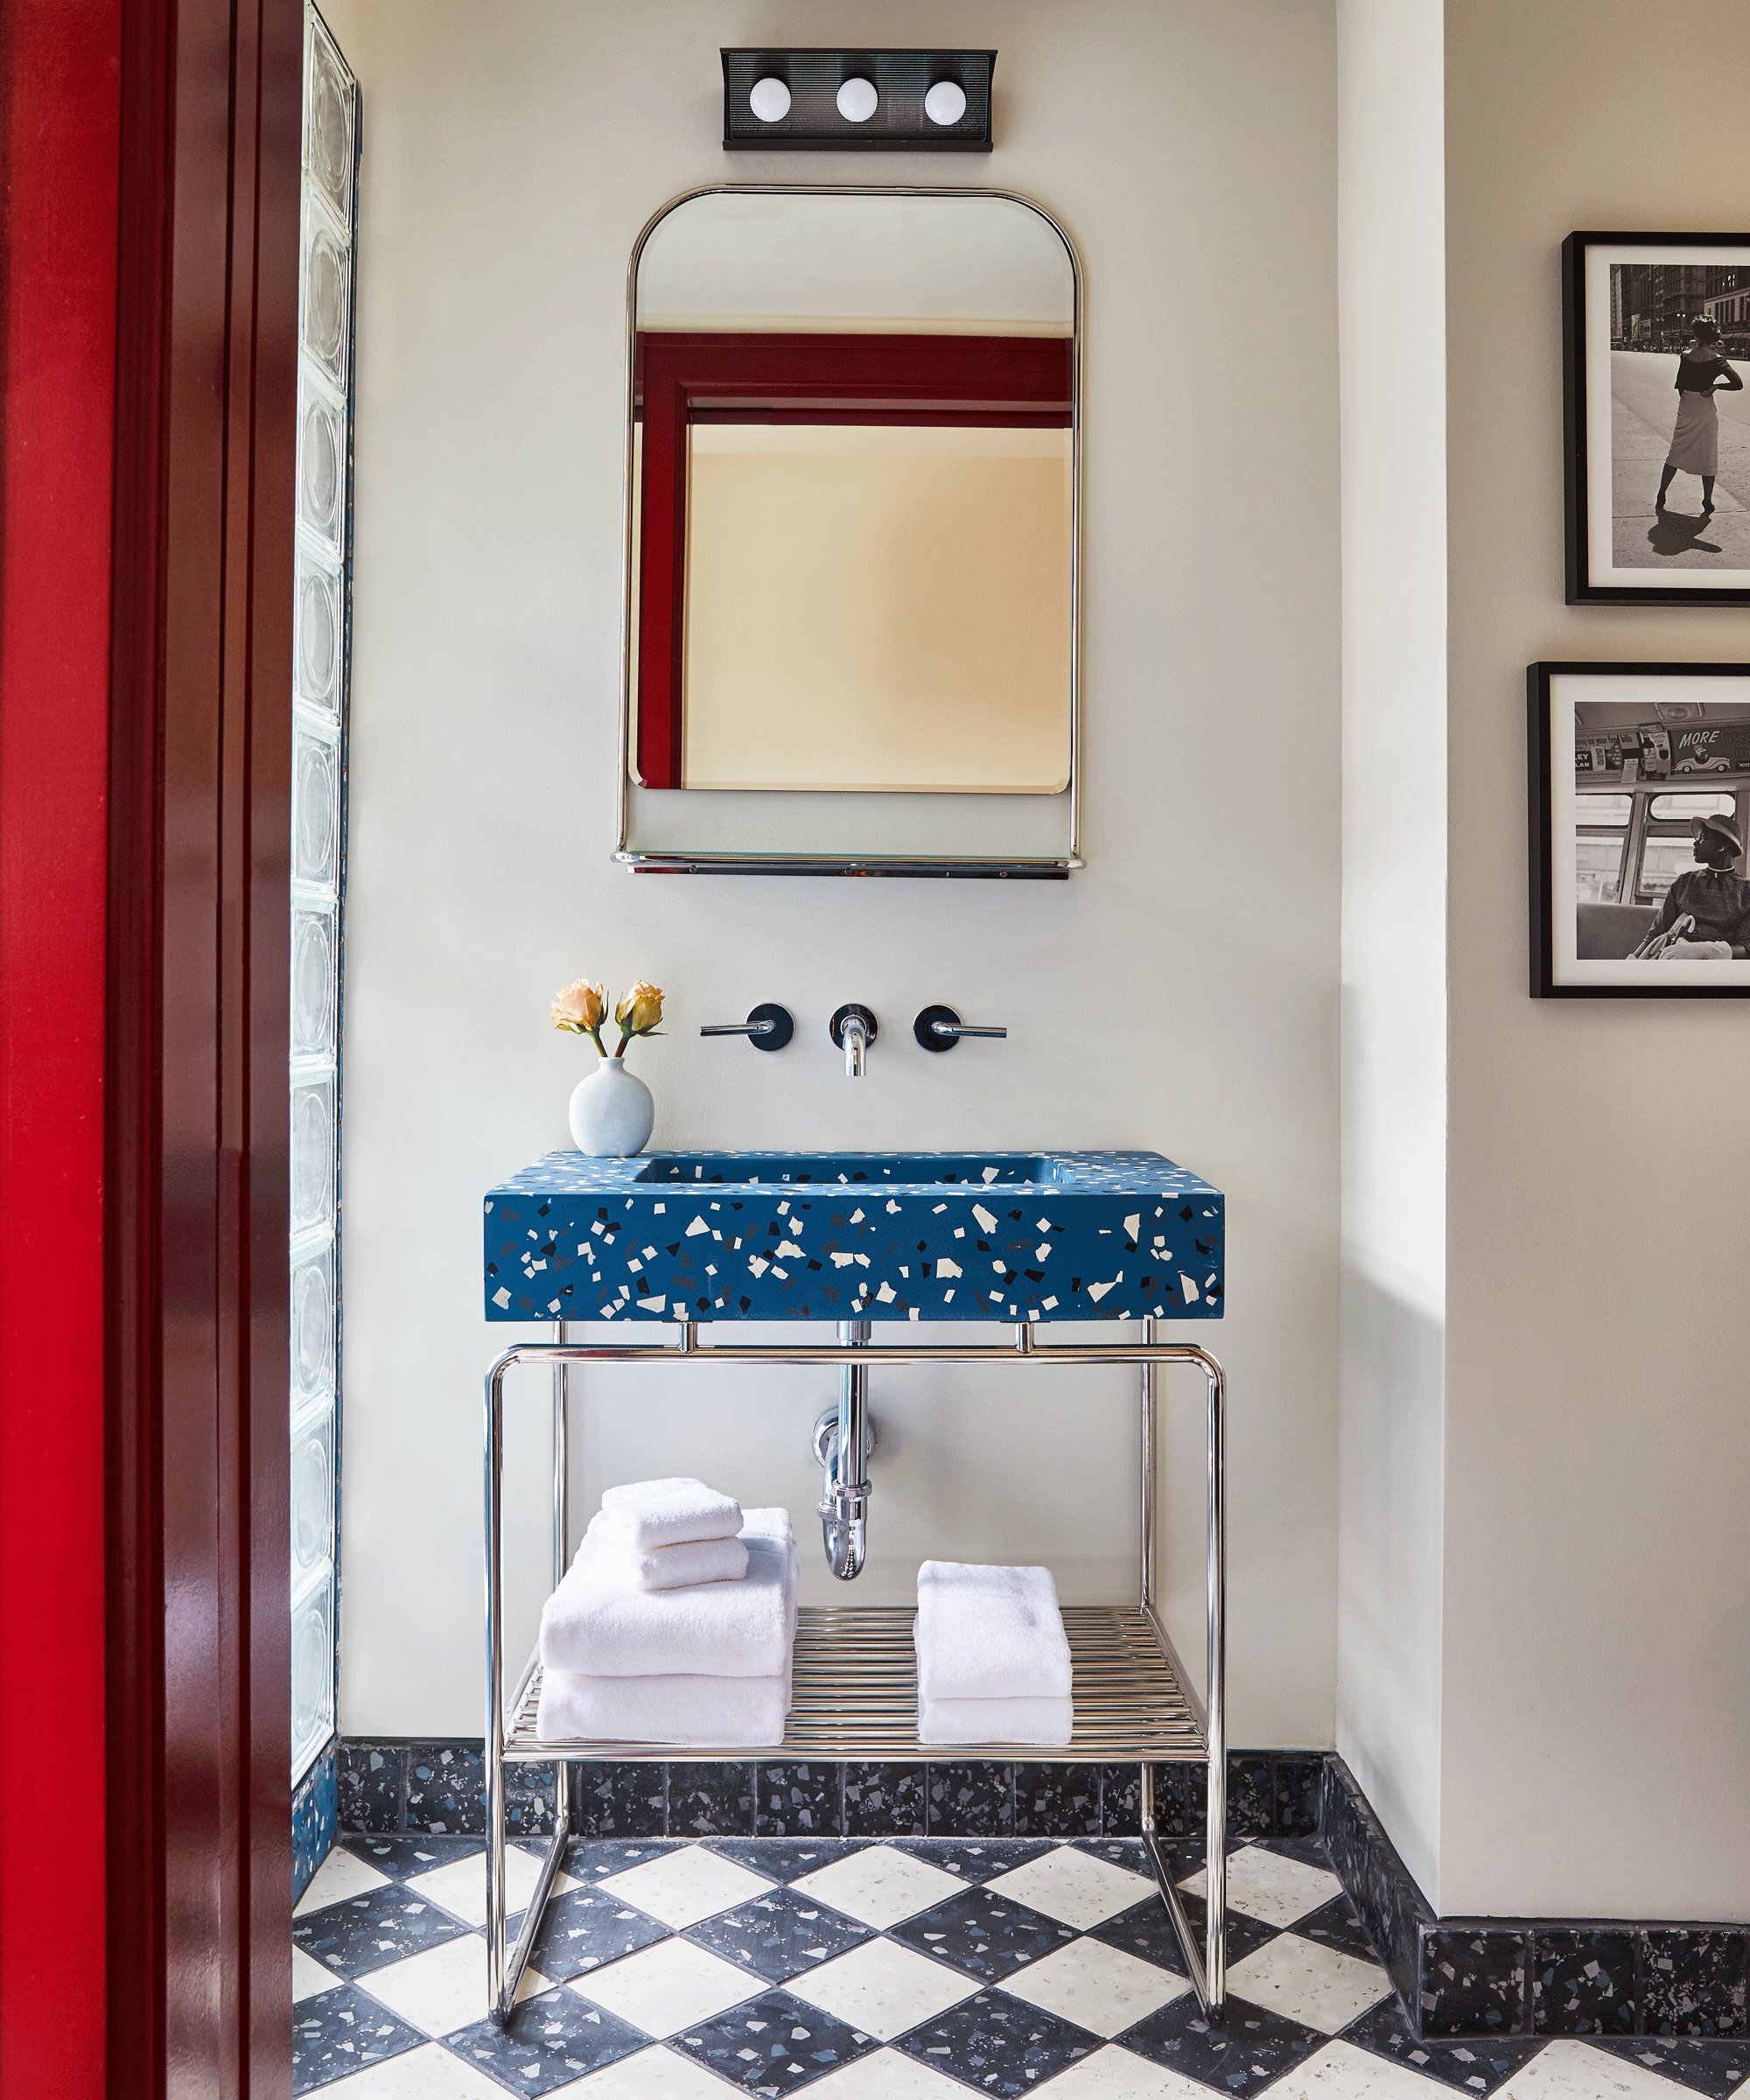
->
left=335, top=1741, right=1320, bottom=1844
left=1321, top=1757, right=1748, bottom=2043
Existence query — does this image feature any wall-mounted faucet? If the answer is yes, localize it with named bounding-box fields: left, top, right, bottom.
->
left=914, top=1004, right=1007, bottom=1050
left=699, top=1003, right=794, bottom=1051
left=816, top=1320, right=873, bottom=1578
left=829, top=1004, right=878, bottom=1078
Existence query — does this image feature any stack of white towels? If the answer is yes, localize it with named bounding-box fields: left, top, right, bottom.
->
left=914, top=1560, right=1074, bottom=1746
left=536, top=1478, right=798, bottom=1747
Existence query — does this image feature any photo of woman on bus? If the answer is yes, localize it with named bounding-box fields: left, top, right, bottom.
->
left=1656, top=317, right=1744, bottom=519
left=1631, top=811, right=1750, bottom=958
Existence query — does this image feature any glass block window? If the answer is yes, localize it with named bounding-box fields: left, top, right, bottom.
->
left=292, top=1, right=356, bottom=1788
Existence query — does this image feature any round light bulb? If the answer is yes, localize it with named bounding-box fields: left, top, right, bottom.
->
left=924, top=80, right=967, bottom=126
left=748, top=76, right=790, bottom=122
left=836, top=76, right=878, bottom=123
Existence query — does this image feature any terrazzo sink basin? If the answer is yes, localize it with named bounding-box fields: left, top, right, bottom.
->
left=485, top=1150, right=1223, bottom=1326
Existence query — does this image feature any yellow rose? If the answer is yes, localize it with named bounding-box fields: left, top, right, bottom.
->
left=550, top=979, right=606, bottom=1048
left=614, top=978, right=664, bottom=1047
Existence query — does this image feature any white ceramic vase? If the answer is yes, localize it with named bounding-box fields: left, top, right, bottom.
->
left=569, top=1055, right=654, bottom=1158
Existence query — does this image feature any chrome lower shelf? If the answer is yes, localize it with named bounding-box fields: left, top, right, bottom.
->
left=502, top=1603, right=1206, bottom=1765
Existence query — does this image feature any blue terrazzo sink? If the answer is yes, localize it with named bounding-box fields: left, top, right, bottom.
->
left=485, top=1150, right=1223, bottom=1326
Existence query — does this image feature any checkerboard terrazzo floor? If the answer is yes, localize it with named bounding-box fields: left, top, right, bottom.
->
left=292, top=1833, right=1747, bottom=2098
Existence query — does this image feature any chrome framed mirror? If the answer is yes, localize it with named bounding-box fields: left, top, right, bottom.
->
left=615, top=186, right=1082, bottom=878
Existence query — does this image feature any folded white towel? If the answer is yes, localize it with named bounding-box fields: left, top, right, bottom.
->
left=540, top=1508, right=795, bottom=1679
left=918, top=1692, right=1074, bottom=1747
left=615, top=1534, right=749, bottom=1592
left=915, top=1560, right=1074, bottom=1702
left=599, top=1476, right=743, bottom=1551
left=537, top=1667, right=791, bottom=1746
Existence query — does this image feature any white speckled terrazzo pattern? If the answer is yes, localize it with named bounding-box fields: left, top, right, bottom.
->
left=484, top=1152, right=1224, bottom=1326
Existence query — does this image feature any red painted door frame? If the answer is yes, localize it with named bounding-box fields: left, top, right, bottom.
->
left=1, top=0, right=300, bottom=2091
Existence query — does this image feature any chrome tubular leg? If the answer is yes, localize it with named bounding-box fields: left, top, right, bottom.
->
left=484, top=1358, right=509, bottom=2021
left=1204, top=1354, right=1228, bottom=2014
left=551, top=1326, right=571, bottom=1852
left=1139, top=1317, right=1156, bottom=1614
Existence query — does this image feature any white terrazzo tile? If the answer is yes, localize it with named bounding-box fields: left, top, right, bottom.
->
left=997, top=1936, right=1191, bottom=2038
left=592, top=1846, right=774, bottom=1932
left=404, top=1844, right=574, bottom=1930
left=786, top=1938, right=977, bottom=2040
left=1030, top=2046, right=1213, bottom=2098
left=355, top=1932, right=553, bottom=2035
left=1179, top=1844, right=1341, bottom=1929
left=1495, top=2039, right=1690, bottom=2097
left=307, top=2040, right=508, bottom=2098
left=556, top=2043, right=741, bottom=2096
left=292, top=1942, right=343, bottom=2002
left=1264, top=2037, right=1444, bottom=2096
left=985, top=1844, right=1159, bottom=1931
left=1226, top=1934, right=1393, bottom=2034
left=802, top=2047, right=970, bottom=2097
left=567, top=1936, right=763, bottom=2037
left=297, top=1846, right=392, bottom=1916
left=789, top=1845, right=968, bottom=1930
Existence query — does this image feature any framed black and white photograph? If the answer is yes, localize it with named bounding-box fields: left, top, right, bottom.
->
left=1530, top=662, right=1750, bottom=997
left=1564, top=232, right=1750, bottom=603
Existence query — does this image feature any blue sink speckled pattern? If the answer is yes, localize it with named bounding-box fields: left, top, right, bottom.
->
left=484, top=1150, right=1222, bottom=1325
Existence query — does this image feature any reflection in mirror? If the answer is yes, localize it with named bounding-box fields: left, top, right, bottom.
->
left=627, top=192, right=1077, bottom=813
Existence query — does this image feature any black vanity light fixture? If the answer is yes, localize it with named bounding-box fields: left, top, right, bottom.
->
left=721, top=49, right=996, bottom=152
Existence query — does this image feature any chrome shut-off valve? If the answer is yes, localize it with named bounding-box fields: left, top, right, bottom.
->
left=816, top=1320, right=876, bottom=1578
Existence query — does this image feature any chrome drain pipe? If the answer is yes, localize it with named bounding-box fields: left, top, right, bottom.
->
left=817, top=1320, right=872, bottom=1578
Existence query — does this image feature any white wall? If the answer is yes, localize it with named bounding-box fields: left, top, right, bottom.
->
left=1334, top=0, right=1448, bottom=1908
left=1438, top=0, right=1750, bottom=1921
left=336, top=0, right=1342, bottom=1746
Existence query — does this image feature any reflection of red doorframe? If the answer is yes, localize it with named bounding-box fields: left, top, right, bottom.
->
left=633, top=332, right=1073, bottom=790
left=1, top=1, right=299, bottom=2090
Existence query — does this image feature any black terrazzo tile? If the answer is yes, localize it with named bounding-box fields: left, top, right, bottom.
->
left=670, top=1985, right=879, bottom=2091
left=844, top=1762, right=927, bottom=1838
left=292, top=1983, right=424, bottom=2093
left=756, top=1762, right=844, bottom=1838
left=444, top=1989, right=648, bottom=2094
left=337, top=1744, right=404, bottom=1834
left=888, top=1883, right=1075, bottom=1983
left=1533, top=1928, right=1639, bottom=2036
left=890, top=1838, right=1054, bottom=1884
left=1274, top=1755, right=1325, bottom=1838
left=1144, top=1887, right=1279, bottom=1969
left=684, top=1885, right=872, bottom=1984
left=339, top=1831, right=483, bottom=1880
left=570, top=1760, right=668, bottom=1838
left=708, top=1838, right=870, bottom=1885
left=292, top=1885, right=471, bottom=1979
left=1342, top=1994, right=1544, bottom=2093
left=518, top=1884, right=670, bottom=1984
left=1421, top=1928, right=1529, bottom=2038
left=505, top=1761, right=558, bottom=1838
left=404, top=1745, right=486, bottom=1836
left=1294, top=1892, right=1381, bottom=1964
left=1256, top=1833, right=1335, bottom=1870
left=1101, top=1765, right=1142, bottom=1838
left=564, top=1838, right=683, bottom=1880
left=1150, top=1760, right=1207, bottom=1841
left=1012, top=1763, right=1102, bottom=1838
left=1070, top=1837, right=1151, bottom=1872
left=896, top=1990, right=1098, bottom=2095
left=928, top=1762, right=1013, bottom=1836
left=1120, top=1992, right=1328, bottom=2089
left=670, top=1761, right=755, bottom=1837
left=1592, top=2034, right=1750, bottom=2097
left=1228, top=1754, right=1275, bottom=1840
left=1644, top=1930, right=1748, bottom=2038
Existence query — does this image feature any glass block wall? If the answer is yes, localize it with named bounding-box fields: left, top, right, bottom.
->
left=291, top=2, right=357, bottom=1789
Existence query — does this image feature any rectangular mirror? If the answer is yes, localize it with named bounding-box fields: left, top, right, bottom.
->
left=619, top=187, right=1081, bottom=876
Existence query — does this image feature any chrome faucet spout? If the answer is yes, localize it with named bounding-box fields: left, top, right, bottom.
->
left=843, top=1013, right=867, bottom=1079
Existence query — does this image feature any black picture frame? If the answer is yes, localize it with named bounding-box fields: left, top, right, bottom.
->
left=1530, top=661, right=1750, bottom=998
left=1563, top=230, right=1750, bottom=604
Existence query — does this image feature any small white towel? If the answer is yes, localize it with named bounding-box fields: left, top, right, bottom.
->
left=616, top=1534, right=749, bottom=1592
left=918, top=1693, right=1074, bottom=1747
left=599, top=1476, right=743, bottom=1550
left=537, top=1667, right=791, bottom=1746
left=915, top=1560, right=1073, bottom=1702
left=540, top=1508, right=795, bottom=1679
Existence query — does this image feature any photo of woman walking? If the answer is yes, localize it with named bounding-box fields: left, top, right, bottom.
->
left=1656, top=316, right=1743, bottom=517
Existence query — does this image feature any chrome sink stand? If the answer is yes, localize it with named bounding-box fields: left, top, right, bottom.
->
left=482, top=1319, right=1227, bottom=2025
